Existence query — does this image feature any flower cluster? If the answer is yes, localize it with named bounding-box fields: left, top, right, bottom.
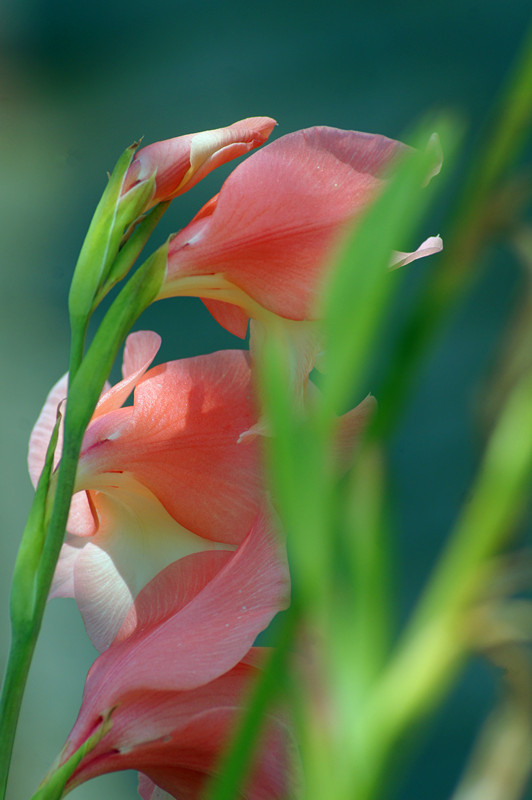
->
left=31, top=118, right=441, bottom=798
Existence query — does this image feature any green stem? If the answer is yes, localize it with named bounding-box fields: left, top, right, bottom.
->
left=0, top=427, right=83, bottom=800
left=0, top=412, right=61, bottom=799
left=92, top=200, right=170, bottom=308
left=0, top=251, right=166, bottom=798
left=68, top=317, right=88, bottom=383
left=0, top=632, right=39, bottom=799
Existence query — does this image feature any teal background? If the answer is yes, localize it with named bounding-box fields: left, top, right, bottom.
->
left=1, top=0, right=531, bottom=797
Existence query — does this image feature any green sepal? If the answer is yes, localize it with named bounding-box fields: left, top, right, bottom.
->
left=60, top=241, right=168, bottom=451
left=93, top=199, right=170, bottom=309
left=10, top=407, right=61, bottom=629
left=68, top=143, right=156, bottom=325
left=31, top=709, right=114, bottom=800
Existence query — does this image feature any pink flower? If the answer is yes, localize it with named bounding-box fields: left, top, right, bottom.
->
left=29, top=333, right=373, bottom=649
left=29, top=332, right=264, bottom=649
left=158, top=126, right=442, bottom=337
left=122, top=117, right=277, bottom=207
left=58, top=515, right=294, bottom=800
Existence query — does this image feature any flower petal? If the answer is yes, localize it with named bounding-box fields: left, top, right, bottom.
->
left=82, top=511, right=288, bottom=708
left=390, top=234, right=443, bottom=269
left=138, top=775, right=173, bottom=800
left=334, top=394, right=377, bottom=470
left=123, top=118, right=277, bottom=206
left=74, top=540, right=135, bottom=652
left=71, top=487, right=234, bottom=651
left=49, top=536, right=85, bottom=599
left=79, top=350, right=261, bottom=545
left=166, top=127, right=411, bottom=321
left=29, top=375, right=97, bottom=537
left=93, top=331, right=161, bottom=419
left=67, top=654, right=293, bottom=800
left=201, top=299, right=250, bottom=339
left=28, top=373, right=68, bottom=487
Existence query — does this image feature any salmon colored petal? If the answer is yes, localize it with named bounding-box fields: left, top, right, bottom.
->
left=122, top=330, right=162, bottom=380
left=201, top=299, right=250, bottom=339
left=66, top=656, right=293, bottom=800
left=79, top=350, right=261, bottom=545
left=80, top=512, right=288, bottom=710
left=390, top=234, right=443, bottom=269
left=65, top=491, right=97, bottom=537
left=121, top=706, right=291, bottom=800
left=93, top=331, right=161, bottom=418
left=166, top=127, right=412, bottom=321
left=59, top=514, right=290, bottom=798
left=71, top=488, right=233, bottom=651
left=123, top=117, right=276, bottom=206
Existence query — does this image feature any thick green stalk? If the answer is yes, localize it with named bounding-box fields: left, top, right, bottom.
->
left=0, top=632, right=40, bottom=799
left=0, top=250, right=166, bottom=799
left=0, top=423, right=84, bottom=800
left=0, top=412, right=61, bottom=799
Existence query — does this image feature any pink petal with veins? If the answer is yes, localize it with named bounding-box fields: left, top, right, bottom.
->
left=69, top=488, right=235, bottom=651
left=59, top=516, right=291, bottom=798
left=166, top=127, right=411, bottom=321
left=68, top=655, right=293, bottom=800
left=72, top=512, right=288, bottom=710
left=79, top=350, right=261, bottom=545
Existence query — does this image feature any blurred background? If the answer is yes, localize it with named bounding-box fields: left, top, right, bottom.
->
left=1, top=0, right=532, bottom=797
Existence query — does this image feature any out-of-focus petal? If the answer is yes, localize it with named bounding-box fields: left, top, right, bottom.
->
left=390, top=235, right=443, bottom=269
left=138, top=775, right=174, bottom=800
left=334, top=395, right=377, bottom=470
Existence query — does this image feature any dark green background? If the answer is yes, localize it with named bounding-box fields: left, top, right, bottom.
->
left=1, top=0, right=531, bottom=797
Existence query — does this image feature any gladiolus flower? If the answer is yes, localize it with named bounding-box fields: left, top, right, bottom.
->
left=158, top=126, right=442, bottom=338
left=29, top=331, right=265, bottom=650
left=122, top=117, right=277, bottom=208
left=29, top=333, right=373, bottom=649
left=56, top=515, right=293, bottom=800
